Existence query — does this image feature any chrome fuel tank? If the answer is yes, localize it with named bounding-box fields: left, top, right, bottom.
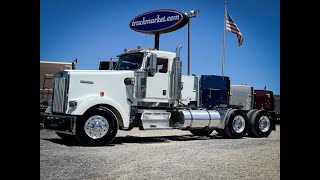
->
left=180, top=109, right=221, bottom=128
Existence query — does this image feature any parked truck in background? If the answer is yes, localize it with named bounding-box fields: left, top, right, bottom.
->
left=42, top=45, right=275, bottom=146
left=40, top=60, right=77, bottom=124
left=273, top=94, right=280, bottom=123
left=253, top=89, right=278, bottom=125
left=99, top=59, right=117, bottom=70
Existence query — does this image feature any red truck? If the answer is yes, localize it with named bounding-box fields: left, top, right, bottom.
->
left=254, top=89, right=280, bottom=124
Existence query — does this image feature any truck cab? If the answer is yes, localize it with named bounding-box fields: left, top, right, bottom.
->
left=43, top=45, right=194, bottom=145
left=115, top=47, right=177, bottom=107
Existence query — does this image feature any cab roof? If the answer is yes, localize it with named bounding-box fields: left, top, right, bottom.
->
left=117, top=47, right=176, bottom=59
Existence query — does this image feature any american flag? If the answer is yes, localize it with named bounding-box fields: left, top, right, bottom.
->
left=226, top=11, right=243, bottom=46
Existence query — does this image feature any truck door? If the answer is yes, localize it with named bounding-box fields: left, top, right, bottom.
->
left=145, top=57, right=170, bottom=104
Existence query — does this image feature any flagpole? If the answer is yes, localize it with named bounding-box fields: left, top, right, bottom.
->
left=222, top=0, right=227, bottom=77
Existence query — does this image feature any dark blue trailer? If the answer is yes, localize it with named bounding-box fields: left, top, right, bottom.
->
left=199, top=75, right=230, bottom=108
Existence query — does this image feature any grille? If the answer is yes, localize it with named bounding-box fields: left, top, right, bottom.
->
left=52, top=72, right=69, bottom=113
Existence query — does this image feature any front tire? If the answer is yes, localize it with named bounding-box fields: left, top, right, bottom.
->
left=249, top=110, right=272, bottom=137
left=76, top=107, right=118, bottom=146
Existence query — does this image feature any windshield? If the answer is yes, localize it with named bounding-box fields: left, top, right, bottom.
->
left=115, top=52, right=144, bottom=70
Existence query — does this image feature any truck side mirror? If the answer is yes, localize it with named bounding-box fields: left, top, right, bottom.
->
left=148, top=53, right=157, bottom=76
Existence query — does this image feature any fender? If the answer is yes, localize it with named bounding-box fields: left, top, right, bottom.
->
left=66, top=95, right=131, bottom=127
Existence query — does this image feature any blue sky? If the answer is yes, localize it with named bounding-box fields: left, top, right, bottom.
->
left=40, top=0, right=280, bottom=94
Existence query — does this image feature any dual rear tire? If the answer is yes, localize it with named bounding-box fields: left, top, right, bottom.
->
left=215, top=109, right=273, bottom=138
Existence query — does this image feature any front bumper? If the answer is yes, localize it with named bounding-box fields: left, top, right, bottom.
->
left=42, top=113, right=77, bottom=135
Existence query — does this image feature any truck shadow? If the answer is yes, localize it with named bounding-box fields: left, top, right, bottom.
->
left=111, top=134, right=224, bottom=145
left=42, top=134, right=225, bottom=147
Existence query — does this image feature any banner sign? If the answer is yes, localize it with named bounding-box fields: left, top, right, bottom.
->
left=129, top=9, right=189, bottom=34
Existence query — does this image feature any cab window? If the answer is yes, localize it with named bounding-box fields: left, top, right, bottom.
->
left=146, top=57, right=168, bottom=73
left=157, top=58, right=168, bottom=73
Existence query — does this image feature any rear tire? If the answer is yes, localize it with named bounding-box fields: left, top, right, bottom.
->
left=246, top=109, right=258, bottom=136
left=249, top=110, right=272, bottom=137
left=76, top=107, right=118, bottom=146
left=189, top=129, right=214, bottom=136
left=223, top=109, right=249, bottom=138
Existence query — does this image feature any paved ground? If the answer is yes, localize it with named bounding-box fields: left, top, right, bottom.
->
left=40, top=125, right=280, bottom=180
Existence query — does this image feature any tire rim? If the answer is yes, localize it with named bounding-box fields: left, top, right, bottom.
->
left=84, top=115, right=109, bottom=139
left=232, top=115, right=245, bottom=133
left=258, top=115, right=270, bottom=132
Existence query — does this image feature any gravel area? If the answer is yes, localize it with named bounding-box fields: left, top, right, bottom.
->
left=40, top=125, right=280, bottom=180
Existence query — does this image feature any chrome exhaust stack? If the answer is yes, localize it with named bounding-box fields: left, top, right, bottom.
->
left=176, top=44, right=183, bottom=58
left=170, top=44, right=183, bottom=107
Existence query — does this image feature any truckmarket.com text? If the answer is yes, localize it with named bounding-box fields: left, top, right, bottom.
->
left=131, top=15, right=180, bottom=27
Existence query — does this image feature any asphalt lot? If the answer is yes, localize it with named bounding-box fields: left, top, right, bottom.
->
left=40, top=125, right=280, bottom=180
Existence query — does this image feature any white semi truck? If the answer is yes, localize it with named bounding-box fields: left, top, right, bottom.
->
left=42, top=45, right=275, bottom=146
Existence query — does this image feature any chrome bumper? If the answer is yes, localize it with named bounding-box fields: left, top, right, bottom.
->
left=42, top=113, right=77, bottom=135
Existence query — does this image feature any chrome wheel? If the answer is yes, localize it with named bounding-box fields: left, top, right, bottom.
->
left=223, top=110, right=248, bottom=139
left=84, top=115, right=109, bottom=139
left=232, top=115, right=246, bottom=133
left=248, top=110, right=273, bottom=138
left=258, top=115, right=270, bottom=132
